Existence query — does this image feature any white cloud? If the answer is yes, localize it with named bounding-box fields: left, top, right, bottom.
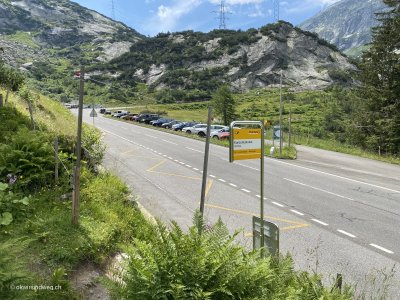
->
left=283, top=0, right=340, bottom=16
left=147, top=0, right=202, bottom=34
left=248, top=3, right=265, bottom=18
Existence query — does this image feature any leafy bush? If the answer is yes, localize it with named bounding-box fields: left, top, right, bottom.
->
left=82, top=125, right=106, bottom=167
left=117, top=213, right=352, bottom=299
left=0, top=183, right=30, bottom=226
left=0, top=107, right=31, bottom=143
left=0, top=129, right=54, bottom=192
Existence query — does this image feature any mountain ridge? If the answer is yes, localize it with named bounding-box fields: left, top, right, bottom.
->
left=300, top=0, right=387, bottom=54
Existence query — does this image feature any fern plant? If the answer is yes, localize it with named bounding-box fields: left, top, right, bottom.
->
left=0, top=129, right=54, bottom=191
left=117, top=212, right=353, bottom=299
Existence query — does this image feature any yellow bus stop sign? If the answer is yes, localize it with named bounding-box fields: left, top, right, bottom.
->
left=232, top=128, right=262, bottom=161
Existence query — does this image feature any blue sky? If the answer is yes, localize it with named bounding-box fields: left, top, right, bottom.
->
left=73, top=0, right=340, bottom=36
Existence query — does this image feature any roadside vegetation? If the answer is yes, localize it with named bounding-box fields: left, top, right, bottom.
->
left=1, top=87, right=355, bottom=299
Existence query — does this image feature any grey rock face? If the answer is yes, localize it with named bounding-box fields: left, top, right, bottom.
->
left=300, top=0, right=387, bottom=52
left=133, top=23, right=355, bottom=91
left=0, top=0, right=142, bottom=64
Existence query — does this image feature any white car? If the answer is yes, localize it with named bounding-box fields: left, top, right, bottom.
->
left=196, top=125, right=227, bottom=137
left=182, top=124, right=207, bottom=134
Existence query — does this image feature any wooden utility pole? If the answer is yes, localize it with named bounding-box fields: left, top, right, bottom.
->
left=288, top=99, right=292, bottom=148
left=72, top=66, right=85, bottom=225
left=0, top=94, right=3, bottom=107
left=279, top=70, right=283, bottom=156
left=27, top=100, right=35, bottom=130
left=200, top=105, right=212, bottom=217
left=54, top=137, right=59, bottom=184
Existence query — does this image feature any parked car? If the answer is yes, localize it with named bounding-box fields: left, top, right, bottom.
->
left=195, top=125, right=226, bottom=137
left=136, top=114, right=157, bottom=122
left=182, top=123, right=207, bottom=134
left=172, top=122, right=197, bottom=131
left=121, top=113, right=138, bottom=120
left=104, top=110, right=112, bottom=115
left=140, top=115, right=160, bottom=124
left=162, top=120, right=181, bottom=129
left=151, top=118, right=173, bottom=126
left=211, top=127, right=230, bottom=140
left=112, top=110, right=128, bottom=118
left=99, top=108, right=106, bottom=114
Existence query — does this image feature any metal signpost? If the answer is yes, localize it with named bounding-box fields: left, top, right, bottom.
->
left=90, top=107, right=97, bottom=125
left=230, top=121, right=269, bottom=256
left=252, top=216, right=279, bottom=256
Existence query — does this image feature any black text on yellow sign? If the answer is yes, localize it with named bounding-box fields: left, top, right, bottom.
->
left=232, top=128, right=262, bottom=161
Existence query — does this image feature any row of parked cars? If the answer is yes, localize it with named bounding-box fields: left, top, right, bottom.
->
left=99, top=109, right=231, bottom=140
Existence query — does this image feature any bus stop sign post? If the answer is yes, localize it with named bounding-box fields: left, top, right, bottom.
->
left=230, top=120, right=267, bottom=257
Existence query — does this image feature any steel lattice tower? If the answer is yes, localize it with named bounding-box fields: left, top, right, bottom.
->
left=219, top=0, right=227, bottom=29
left=273, top=0, right=279, bottom=22
left=111, top=0, right=116, bottom=20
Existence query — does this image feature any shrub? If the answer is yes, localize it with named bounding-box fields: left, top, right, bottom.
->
left=117, top=213, right=353, bottom=299
left=0, top=129, right=55, bottom=192
left=0, top=183, right=30, bottom=226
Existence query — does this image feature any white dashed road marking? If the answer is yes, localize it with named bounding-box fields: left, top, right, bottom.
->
left=369, top=244, right=394, bottom=254
left=337, top=229, right=356, bottom=238
left=272, top=201, right=284, bottom=207
left=311, top=219, right=329, bottom=226
left=241, top=189, right=251, bottom=193
left=290, top=209, right=304, bottom=216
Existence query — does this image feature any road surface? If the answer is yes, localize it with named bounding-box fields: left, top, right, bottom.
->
left=80, top=110, right=400, bottom=298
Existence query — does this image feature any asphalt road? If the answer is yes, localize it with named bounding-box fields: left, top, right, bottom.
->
left=80, top=110, right=400, bottom=298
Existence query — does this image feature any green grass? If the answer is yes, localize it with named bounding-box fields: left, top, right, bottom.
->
left=106, top=87, right=400, bottom=165
left=4, top=31, right=40, bottom=49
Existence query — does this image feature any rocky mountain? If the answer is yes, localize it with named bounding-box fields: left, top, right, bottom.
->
left=0, top=1, right=356, bottom=104
left=300, top=0, right=387, bottom=55
left=0, top=0, right=143, bottom=67
left=100, top=21, right=355, bottom=94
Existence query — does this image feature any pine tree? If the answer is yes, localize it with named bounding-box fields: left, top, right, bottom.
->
left=355, top=0, right=400, bottom=155
left=212, top=85, right=236, bottom=126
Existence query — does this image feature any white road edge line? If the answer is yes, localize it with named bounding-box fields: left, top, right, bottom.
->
left=193, top=168, right=199, bottom=171
left=311, top=219, right=329, bottom=226
left=186, top=165, right=192, bottom=168
left=235, top=162, right=260, bottom=171
left=241, top=189, right=251, bottom=193
left=337, top=229, right=356, bottom=238
left=272, top=201, right=284, bottom=207
left=162, top=139, right=178, bottom=145
left=272, top=158, right=400, bottom=194
left=146, top=134, right=157, bottom=139
left=369, top=244, right=394, bottom=254
left=210, top=175, right=216, bottom=178
left=229, top=183, right=237, bottom=187
left=284, top=178, right=355, bottom=201
left=256, top=195, right=261, bottom=198
left=218, top=179, right=226, bottom=183
left=290, top=209, right=304, bottom=216
left=186, top=147, right=202, bottom=153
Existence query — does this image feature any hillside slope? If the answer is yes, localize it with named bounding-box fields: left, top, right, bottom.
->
left=0, top=0, right=143, bottom=66
left=300, top=0, right=387, bottom=54
left=101, top=21, right=355, bottom=93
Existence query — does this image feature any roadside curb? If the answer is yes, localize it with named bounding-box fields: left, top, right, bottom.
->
left=135, top=199, right=157, bottom=225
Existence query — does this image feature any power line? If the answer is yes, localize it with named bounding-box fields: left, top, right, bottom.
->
left=111, top=0, right=116, bottom=20
left=273, top=0, right=280, bottom=22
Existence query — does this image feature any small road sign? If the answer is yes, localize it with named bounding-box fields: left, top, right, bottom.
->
left=90, top=108, right=97, bottom=118
left=253, top=216, right=279, bottom=256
